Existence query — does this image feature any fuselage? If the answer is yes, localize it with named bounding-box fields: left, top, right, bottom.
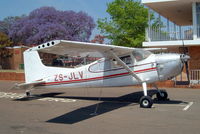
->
left=36, top=52, right=185, bottom=89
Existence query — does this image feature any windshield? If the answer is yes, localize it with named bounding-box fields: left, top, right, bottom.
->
left=132, top=50, right=152, bottom=62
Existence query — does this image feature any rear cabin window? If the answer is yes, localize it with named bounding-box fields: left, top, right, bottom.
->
left=39, top=52, right=101, bottom=68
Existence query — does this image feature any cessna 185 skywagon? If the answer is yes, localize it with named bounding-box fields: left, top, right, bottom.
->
left=17, top=40, right=190, bottom=108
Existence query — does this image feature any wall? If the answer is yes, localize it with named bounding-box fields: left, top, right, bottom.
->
left=0, top=47, right=27, bottom=70
left=189, top=46, right=200, bottom=69
left=0, top=72, right=25, bottom=81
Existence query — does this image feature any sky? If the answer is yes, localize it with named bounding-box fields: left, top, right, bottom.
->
left=0, top=0, right=115, bottom=39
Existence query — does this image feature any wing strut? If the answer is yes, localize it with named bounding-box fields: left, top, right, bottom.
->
left=109, top=50, right=142, bottom=82
left=109, top=50, right=153, bottom=108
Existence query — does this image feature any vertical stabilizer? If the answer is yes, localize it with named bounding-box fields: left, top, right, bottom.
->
left=24, top=49, right=46, bottom=83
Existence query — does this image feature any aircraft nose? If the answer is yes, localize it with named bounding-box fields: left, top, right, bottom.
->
left=180, top=54, right=190, bottom=62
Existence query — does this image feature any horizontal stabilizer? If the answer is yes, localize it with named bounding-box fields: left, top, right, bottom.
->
left=13, top=81, right=45, bottom=90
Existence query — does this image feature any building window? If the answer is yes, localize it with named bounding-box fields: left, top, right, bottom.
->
left=196, top=3, right=200, bottom=37
left=196, top=3, right=200, bottom=26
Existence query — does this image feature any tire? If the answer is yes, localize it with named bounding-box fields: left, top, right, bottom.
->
left=156, top=90, right=168, bottom=101
left=139, top=96, right=153, bottom=108
left=26, top=91, right=31, bottom=97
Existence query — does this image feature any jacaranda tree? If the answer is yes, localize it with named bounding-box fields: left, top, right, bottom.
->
left=9, top=7, right=95, bottom=45
left=0, top=15, right=25, bottom=35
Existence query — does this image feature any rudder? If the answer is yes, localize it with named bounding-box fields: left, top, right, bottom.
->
left=23, top=50, right=46, bottom=83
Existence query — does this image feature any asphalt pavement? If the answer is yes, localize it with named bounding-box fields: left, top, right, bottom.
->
left=0, top=81, right=200, bottom=134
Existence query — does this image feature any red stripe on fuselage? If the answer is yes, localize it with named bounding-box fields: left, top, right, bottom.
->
left=42, top=67, right=157, bottom=86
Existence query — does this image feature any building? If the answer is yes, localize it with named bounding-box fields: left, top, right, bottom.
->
left=142, top=0, right=200, bottom=85
left=0, top=46, right=28, bottom=70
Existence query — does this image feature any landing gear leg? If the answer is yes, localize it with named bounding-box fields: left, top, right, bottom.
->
left=139, top=82, right=153, bottom=108
left=153, top=83, right=168, bottom=101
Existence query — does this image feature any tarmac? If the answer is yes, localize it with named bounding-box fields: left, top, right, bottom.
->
left=0, top=81, right=200, bottom=134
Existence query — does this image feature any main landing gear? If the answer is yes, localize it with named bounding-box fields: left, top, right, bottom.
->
left=139, top=96, right=153, bottom=108
left=139, top=83, right=168, bottom=108
left=156, top=90, right=168, bottom=101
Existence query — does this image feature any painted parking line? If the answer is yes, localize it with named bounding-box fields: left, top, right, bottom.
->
left=38, top=97, right=76, bottom=103
left=183, top=102, right=194, bottom=111
left=0, top=92, right=194, bottom=110
left=0, top=92, right=76, bottom=103
left=0, top=92, right=25, bottom=99
left=153, top=102, right=194, bottom=111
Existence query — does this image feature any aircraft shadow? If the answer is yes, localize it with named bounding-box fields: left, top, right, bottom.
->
left=13, top=90, right=185, bottom=124
left=13, top=92, right=65, bottom=101
left=43, top=90, right=185, bottom=124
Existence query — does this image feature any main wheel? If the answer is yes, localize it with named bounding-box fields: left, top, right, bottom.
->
left=139, top=96, right=153, bottom=108
left=156, top=90, right=168, bottom=101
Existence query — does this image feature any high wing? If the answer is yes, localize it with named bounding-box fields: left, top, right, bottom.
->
left=30, top=40, right=138, bottom=57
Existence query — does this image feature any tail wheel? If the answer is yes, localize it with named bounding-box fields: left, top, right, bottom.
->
left=156, top=90, right=168, bottom=101
left=139, top=96, right=153, bottom=108
left=26, top=91, right=31, bottom=97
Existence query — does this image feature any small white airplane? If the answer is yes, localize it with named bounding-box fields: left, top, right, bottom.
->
left=16, top=40, right=190, bottom=108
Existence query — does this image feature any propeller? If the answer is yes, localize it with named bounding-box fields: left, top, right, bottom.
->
left=185, top=60, right=190, bottom=81
left=180, top=40, right=190, bottom=84
left=180, top=54, right=190, bottom=81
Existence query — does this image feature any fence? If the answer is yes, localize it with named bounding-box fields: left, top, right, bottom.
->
left=190, top=69, right=200, bottom=84
left=148, top=25, right=193, bottom=41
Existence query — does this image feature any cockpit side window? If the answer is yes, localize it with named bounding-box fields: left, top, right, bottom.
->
left=120, top=55, right=132, bottom=64
left=132, top=50, right=152, bottom=62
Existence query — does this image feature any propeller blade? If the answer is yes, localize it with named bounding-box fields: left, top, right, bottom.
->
left=181, top=40, right=190, bottom=84
left=185, top=61, right=190, bottom=82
